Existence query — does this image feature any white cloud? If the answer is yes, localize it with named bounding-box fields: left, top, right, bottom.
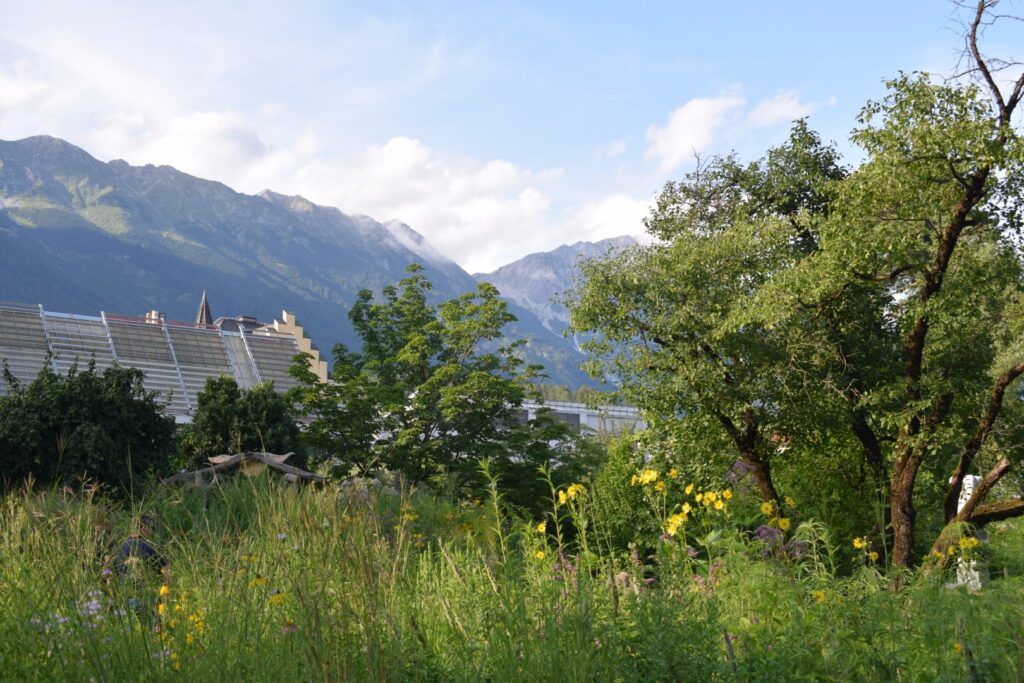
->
left=289, top=138, right=565, bottom=272
left=566, top=194, right=650, bottom=244
left=645, top=88, right=746, bottom=173
left=644, top=87, right=833, bottom=174
left=597, top=139, right=627, bottom=159
left=745, top=90, right=817, bottom=128
left=0, top=60, right=49, bottom=112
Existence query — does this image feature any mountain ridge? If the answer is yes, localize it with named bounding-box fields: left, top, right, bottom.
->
left=0, top=134, right=594, bottom=386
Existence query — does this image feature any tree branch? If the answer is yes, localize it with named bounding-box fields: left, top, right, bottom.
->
left=945, top=359, right=1024, bottom=520
left=965, top=497, right=1024, bottom=525
left=956, top=457, right=1012, bottom=522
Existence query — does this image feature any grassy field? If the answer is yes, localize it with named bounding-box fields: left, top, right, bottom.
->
left=1, top=473, right=1023, bottom=682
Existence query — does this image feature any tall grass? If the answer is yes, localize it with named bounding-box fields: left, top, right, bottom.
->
left=1, top=474, right=1022, bottom=681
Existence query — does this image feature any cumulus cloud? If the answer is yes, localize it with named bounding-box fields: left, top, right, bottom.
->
left=288, top=137, right=568, bottom=272
left=645, top=87, right=830, bottom=174
left=566, top=194, right=650, bottom=244
left=645, top=88, right=746, bottom=173
left=746, top=90, right=818, bottom=128
left=597, top=139, right=627, bottom=160
left=0, top=60, right=49, bottom=112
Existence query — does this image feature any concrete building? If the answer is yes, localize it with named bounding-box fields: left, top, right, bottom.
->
left=520, top=399, right=643, bottom=437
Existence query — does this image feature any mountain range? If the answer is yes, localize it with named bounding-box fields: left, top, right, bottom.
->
left=0, top=135, right=637, bottom=388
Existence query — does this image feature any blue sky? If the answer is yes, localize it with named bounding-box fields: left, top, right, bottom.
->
left=0, top=1, right=1001, bottom=271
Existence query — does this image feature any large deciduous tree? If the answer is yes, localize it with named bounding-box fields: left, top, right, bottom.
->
left=292, top=265, right=588, bottom=509
left=571, top=0, right=1024, bottom=567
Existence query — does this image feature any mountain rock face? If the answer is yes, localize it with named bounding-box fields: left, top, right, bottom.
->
left=0, top=135, right=591, bottom=386
left=475, top=236, right=638, bottom=340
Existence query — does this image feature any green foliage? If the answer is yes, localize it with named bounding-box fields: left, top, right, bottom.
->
left=292, top=265, right=596, bottom=509
left=571, top=65, right=1024, bottom=564
left=0, top=360, right=175, bottom=494
left=590, top=433, right=656, bottom=551
left=177, top=376, right=302, bottom=468
left=3, top=476, right=1024, bottom=681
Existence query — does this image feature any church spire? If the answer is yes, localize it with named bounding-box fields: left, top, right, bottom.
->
left=195, top=290, right=213, bottom=326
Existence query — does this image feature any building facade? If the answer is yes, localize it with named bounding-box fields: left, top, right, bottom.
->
left=0, top=300, right=322, bottom=423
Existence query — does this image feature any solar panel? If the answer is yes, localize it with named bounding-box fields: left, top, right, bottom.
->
left=44, top=314, right=116, bottom=375
left=222, top=333, right=261, bottom=389
left=0, top=305, right=51, bottom=392
left=246, top=332, right=300, bottom=392
left=166, top=326, right=233, bottom=408
left=0, top=303, right=312, bottom=418
left=107, top=321, right=190, bottom=416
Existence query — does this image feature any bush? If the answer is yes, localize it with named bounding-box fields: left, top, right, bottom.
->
left=177, top=376, right=303, bottom=468
left=0, top=360, right=175, bottom=494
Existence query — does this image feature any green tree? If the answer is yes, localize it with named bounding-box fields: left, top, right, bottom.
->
left=0, top=360, right=175, bottom=494
left=178, top=376, right=301, bottom=467
left=570, top=1, right=1024, bottom=567
left=292, top=265, right=593, bottom=506
left=571, top=120, right=849, bottom=507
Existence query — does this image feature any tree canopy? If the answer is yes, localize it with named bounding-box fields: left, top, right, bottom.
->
left=292, top=264, right=594, bottom=511
left=177, top=375, right=302, bottom=468
left=0, top=360, right=176, bottom=494
left=570, top=1, right=1024, bottom=567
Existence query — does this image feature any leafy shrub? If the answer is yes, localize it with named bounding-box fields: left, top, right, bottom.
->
left=0, top=361, right=175, bottom=494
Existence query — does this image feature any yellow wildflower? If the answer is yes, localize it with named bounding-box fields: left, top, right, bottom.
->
left=637, top=469, right=659, bottom=486
left=722, top=489, right=732, bottom=500
left=665, top=512, right=688, bottom=536
left=567, top=483, right=585, bottom=498
left=684, top=483, right=694, bottom=495
left=714, top=500, right=724, bottom=511
left=777, top=518, right=791, bottom=531
left=536, top=520, right=546, bottom=534
left=681, top=502, right=692, bottom=514
left=249, top=575, right=269, bottom=588
left=704, top=491, right=717, bottom=503
left=785, top=496, right=795, bottom=507
left=269, top=592, right=287, bottom=607
left=868, top=551, right=879, bottom=562
left=654, top=481, right=666, bottom=492
left=668, top=468, right=679, bottom=479
left=811, top=590, right=825, bottom=604
left=194, top=621, right=205, bottom=633
left=630, top=474, right=638, bottom=486
left=168, top=618, right=178, bottom=629
left=947, top=546, right=957, bottom=557
left=157, top=603, right=167, bottom=616
left=852, top=537, right=865, bottom=549
left=186, top=633, right=194, bottom=646
left=557, top=490, right=567, bottom=505
left=695, top=493, right=704, bottom=504
left=401, top=512, right=417, bottom=522
left=534, top=550, right=546, bottom=560
left=760, top=501, right=774, bottom=516
left=953, top=642, right=962, bottom=653
left=958, top=537, right=980, bottom=550
left=159, top=584, right=170, bottom=597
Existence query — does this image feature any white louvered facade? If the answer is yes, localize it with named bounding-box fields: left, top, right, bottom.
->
left=0, top=302, right=303, bottom=422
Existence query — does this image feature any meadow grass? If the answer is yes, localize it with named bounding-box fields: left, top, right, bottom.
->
left=1, top=475, right=1022, bottom=682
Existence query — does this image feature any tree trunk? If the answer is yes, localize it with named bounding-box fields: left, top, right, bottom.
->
left=889, top=455, right=919, bottom=567
left=742, top=450, right=780, bottom=505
